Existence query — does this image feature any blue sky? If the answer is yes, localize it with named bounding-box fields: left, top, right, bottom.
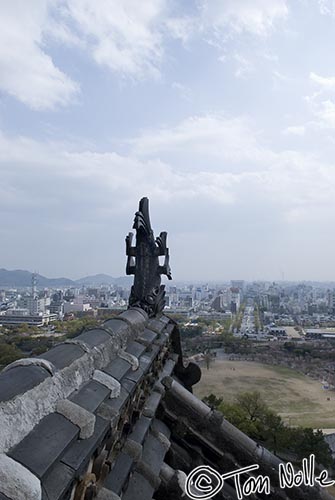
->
left=1, top=0, right=335, bottom=281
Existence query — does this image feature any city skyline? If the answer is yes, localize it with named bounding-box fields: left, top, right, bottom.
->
left=1, top=1, right=335, bottom=281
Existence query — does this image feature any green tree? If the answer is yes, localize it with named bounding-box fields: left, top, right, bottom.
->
left=210, top=391, right=333, bottom=467
left=202, top=393, right=223, bottom=409
left=0, top=343, right=23, bottom=367
left=284, top=428, right=332, bottom=468
left=236, top=391, right=267, bottom=422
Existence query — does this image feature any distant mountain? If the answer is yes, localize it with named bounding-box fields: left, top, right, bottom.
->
left=0, top=269, right=75, bottom=287
left=0, top=269, right=131, bottom=288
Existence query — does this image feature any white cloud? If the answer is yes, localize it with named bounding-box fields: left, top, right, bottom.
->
left=165, top=16, right=196, bottom=44
left=318, top=0, right=335, bottom=16
left=129, top=113, right=275, bottom=167
left=283, top=125, right=306, bottom=136
left=314, top=99, right=335, bottom=128
left=0, top=0, right=168, bottom=109
left=0, top=0, right=79, bottom=110
left=1, top=125, right=334, bottom=218
left=171, top=82, right=192, bottom=101
left=65, top=0, right=166, bottom=79
left=0, top=0, right=290, bottom=109
left=233, top=53, right=254, bottom=78
left=1, top=126, right=335, bottom=230
left=165, top=0, right=289, bottom=60
left=306, top=73, right=335, bottom=128
left=310, top=72, right=335, bottom=91
left=0, top=130, right=239, bottom=217
left=164, top=1, right=289, bottom=83
left=199, top=0, right=288, bottom=36
left=2, top=124, right=335, bottom=279
left=125, top=113, right=335, bottom=228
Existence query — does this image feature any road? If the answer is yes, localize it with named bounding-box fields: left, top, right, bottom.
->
left=240, top=303, right=255, bottom=335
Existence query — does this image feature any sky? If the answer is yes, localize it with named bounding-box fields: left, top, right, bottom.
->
left=1, top=0, right=335, bottom=282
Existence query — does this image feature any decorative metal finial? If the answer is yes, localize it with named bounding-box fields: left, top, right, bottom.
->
left=126, top=197, right=172, bottom=317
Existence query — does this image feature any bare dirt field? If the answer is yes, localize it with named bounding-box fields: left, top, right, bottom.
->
left=194, top=360, right=335, bottom=429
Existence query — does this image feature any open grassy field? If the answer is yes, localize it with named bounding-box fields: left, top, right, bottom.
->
left=194, top=360, right=335, bottom=429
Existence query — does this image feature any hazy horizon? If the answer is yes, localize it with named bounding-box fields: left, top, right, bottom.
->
left=3, top=268, right=335, bottom=287
left=1, top=1, right=335, bottom=281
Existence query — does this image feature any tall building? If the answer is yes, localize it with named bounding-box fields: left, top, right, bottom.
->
left=231, top=280, right=244, bottom=300
left=211, top=293, right=225, bottom=312
left=231, top=280, right=244, bottom=291
left=328, top=289, right=335, bottom=314
left=230, top=287, right=241, bottom=313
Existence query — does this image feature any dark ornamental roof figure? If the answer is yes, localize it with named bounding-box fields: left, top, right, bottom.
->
left=126, top=197, right=172, bottom=317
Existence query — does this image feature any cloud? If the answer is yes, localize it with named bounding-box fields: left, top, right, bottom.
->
left=318, top=0, right=335, bottom=16
left=1, top=111, right=333, bottom=226
left=310, top=72, right=335, bottom=91
left=126, top=113, right=335, bottom=230
left=0, top=0, right=167, bottom=109
left=166, top=1, right=289, bottom=45
left=198, top=0, right=288, bottom=36
left=283, top=125, right=306, bottom=136
left=233, top=53, right=254, bottom=78
left=2, top=121, right=335, bottom=279
left=165, top=1, right=288, bottom=84
left=129, top=113, right=275, bottom=167
left=65, top=0, right=166, bottom=79
left=171, top=82, right=192, bottom=101
left=165, top=16, right=196, bottom=44
left=313, top=99, right=335, bottom=128
left=306, top=72, right=335, bottom=128
left=0, top=0, right=79, bottom=110
left=0, top=130, right=236, bottom=213
left=0, top=0, right=290, bottom=110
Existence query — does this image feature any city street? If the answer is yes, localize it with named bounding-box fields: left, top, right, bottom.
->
left=240, top=303, right=255, bottom=335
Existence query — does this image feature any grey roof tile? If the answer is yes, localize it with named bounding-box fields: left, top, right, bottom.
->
left=70, top=380, right=110, bottom=413
left=104, top=318, right=132, bottom=335
left=137, top=328, right=157, bottom=347
left=60, top=416, right=110, bottom=473
left=104, top=452, right=133, bottom=496
left=139, top=345, right=160, bottom=371
left=41, top=344, right=84, bottom=370
left=121, top=378, right=137, bottom=396
left=119, top=308, right=148, bottom=325
left=125, top=341, right=146, bottom=358
left=103, top=357, right=131, bottom=381
left=103, top=386, right=129, bottom=414
left=0, top=365, right=49, bottom=402
left=123, top=366, right=144, bottom=384
left=142, top=392, right=162, bottom=418
left=141, top=432, right=167, bottom=476
left=153, top=332, right=169, bottom=347
left=128, top=416, right=151, bottom=444
left=159, top=315, right=170, bottom=325
left=8, top=413, right=79, bottom=479
left=146, top=318, right=166, bottom=334
left=151, top=419, right=171, bottom=439
left=122, top=471, right=154, bottom=500
left=161, top=358, right=176, bottom=377
left=42, top=461, right=74, bottom=500
left=76, top=328, right=111, bottom=347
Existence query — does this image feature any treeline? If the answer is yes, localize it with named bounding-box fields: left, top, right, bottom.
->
left=52, top=318, right=101, bottom=337
left=203, top=391, right=332, bottom=468
left=0, top=317, right=102, bottom=368
left=232, top=303, right=246, bottom=331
